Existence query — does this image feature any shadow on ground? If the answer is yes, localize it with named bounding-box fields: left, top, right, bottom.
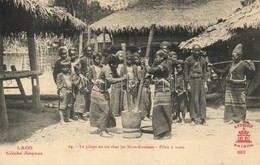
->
left=0, top=100, right=59, bottom=144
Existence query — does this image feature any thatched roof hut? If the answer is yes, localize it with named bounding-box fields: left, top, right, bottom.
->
left=179, top=1, right=260, bottom=49
left=90, top=0, right=240, bottom=35
left=180, top=1, right=260, bottom=99
left=0, top=0, right=86, bottom=129
left=0, top=0, right=86, bottom=35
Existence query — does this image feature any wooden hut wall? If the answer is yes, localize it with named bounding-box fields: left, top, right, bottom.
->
left=113, top=32, right=190, bottom=48
left=204, top=32, right=260, bottom=98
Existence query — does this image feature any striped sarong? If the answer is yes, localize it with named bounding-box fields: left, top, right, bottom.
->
left=110, top=84, right=123, bottom=116
left=152, top=92, right=172, bottom=136
left=224, top=84, right=246, bottom=122
left=90, top=90, right=116, bottom=130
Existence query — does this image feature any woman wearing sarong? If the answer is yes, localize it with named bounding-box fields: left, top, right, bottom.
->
left=110, top=51, right=124, bottom=117
left=145, top=50, right=172, bottom=140
left=209, top=44, right=255, bottom=124
left=89, top=55, right=128, bottom=138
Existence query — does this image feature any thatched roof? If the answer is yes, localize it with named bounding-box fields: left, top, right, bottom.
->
left=0, top=0, right=86, bottom=35
left=179, top=1, right=260, bottom=49
left=90, top=0, right=240, bottom=35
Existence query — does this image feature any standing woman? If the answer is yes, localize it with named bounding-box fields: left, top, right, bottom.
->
left=90, top=55, right=128, bottom=138
left=208, top=44, right=255, bottom=124
left=145, top=50, right=172, bottom=140
left=110, top=51, right=124, bottom=117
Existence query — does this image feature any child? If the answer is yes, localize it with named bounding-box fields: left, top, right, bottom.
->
left=139, top=59, right=152, bottom=121
left=110, top=51, right=124, bottom=116
left=53, top=46, right=68, bottom=84
left=174, top=60, right=189, bottom=124
left=120, top=51, right=138, bottom=111
left=56, top=59, right=74, bottom=125
left=79, top=46, right=94, bottom=116
left=72, top=64, right=88, bottom=122
left=68, top=47, right=79, bottom=120
left=69, top=47, right=79, bottom=75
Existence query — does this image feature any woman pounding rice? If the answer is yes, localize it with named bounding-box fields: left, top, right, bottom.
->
left=89, top=55, right=128, bottom=138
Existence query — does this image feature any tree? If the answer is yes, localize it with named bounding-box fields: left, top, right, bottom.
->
left=54, top=0, right=114, bottom=24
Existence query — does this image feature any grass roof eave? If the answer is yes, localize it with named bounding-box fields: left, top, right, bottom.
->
left=90, top=0, right=240, bottom=35
left=179, top=1, right=260, bottom=49
left=0, top=0, right=86, bottom=36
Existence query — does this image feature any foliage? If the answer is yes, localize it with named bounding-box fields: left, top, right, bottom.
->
left=54, top=0, right=114, bottom=24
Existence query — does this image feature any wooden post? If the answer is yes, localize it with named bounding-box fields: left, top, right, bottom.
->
left=108, top=33, right=114, bottom=46
left=102, top=28, right=106, bottom=50
left=28, top=31, right=42, bottom=112
left=0, top=16, right=8, bottom=130
left=94, top=33, right=98, bottom=53
left=11, top=65, right=28, bottom=104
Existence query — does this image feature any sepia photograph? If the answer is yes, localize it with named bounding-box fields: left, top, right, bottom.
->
left=0, top=0, right=260, bottom=164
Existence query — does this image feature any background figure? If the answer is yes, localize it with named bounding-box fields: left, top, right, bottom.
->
left=53, top=46, right=68, bottom=84
left=120, top=51, right=138, bottom=111
left=133, top=53, right=151, bottom=120
left=68, top=47, right=79, bottom=120
left=184, top=44, right=208, bottom=126
left=69, top=47, right=79, bottom=75
left=174, top=60, right=189, bottom=124
left=167, top=51, right=178, bottom=120
left=209, top=44, right=255, bottom=124
left=206, top=71, right=224, bottom=107
left=72, top=64, right=88, bottom=122
left=110, top=51, right=124, bottom=116
left=79, top=46, right=94, bottom=115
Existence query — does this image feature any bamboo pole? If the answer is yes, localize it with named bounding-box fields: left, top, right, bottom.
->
left=211, top=60, right=260, bottom=66
left=134, top=24, right=155, bottom=112
left=0, top=20, right=9, bottom=130
left=28, top=31, right=42, bottom=112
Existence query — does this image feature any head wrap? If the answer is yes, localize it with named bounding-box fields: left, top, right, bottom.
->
left=133, top=52, right=140, bottom=58
left=115, top=50, right=124, bottom=57
left=58, top=46, right=68, bottom=56
left=155, top=49, right=168, bottom=60
left=108, top=54, right=119, bottom=65
left=232, top=44, right=243, bottom=55
left=160, top=41, right=170, bottom=49
left=168, top=51, right=177, bottom=57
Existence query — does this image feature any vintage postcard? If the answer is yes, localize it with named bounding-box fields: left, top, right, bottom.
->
left=0, top=0, right=260, bottom=164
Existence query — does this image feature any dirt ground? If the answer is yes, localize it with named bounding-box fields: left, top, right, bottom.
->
left=0, top=99, right=260, bottom=165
